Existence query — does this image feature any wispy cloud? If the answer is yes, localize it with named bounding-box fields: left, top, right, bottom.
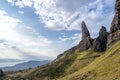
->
left=59, top=33, right=82, bottom=45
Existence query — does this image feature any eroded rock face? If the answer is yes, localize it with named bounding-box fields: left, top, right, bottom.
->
left=110, top=0, right=120, bottom=33
left=78, top=37, right=93, bottom=51
left=78, top=21, right=93, bottom=51
left=107, top=0, right=120, bottom=48
left=93, top=26, right=108, bottom=52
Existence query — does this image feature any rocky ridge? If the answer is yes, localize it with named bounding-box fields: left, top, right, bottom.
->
left=77, top=22, right=108, bottom=52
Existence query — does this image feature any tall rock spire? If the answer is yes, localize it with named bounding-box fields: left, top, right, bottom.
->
left=78, top=21, right=93, bottom=51
left=107, top=0, right=120, bottom=48
left=93, top=26, right=108, bottom=52
left=81, top=21, right=90, bottom=39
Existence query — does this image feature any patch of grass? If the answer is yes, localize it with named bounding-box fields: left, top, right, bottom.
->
left=64, top=49, right=101, bottom=76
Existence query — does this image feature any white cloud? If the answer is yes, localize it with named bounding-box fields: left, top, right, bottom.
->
left=15, top=0, right=33, bottom=8
left=7, top=0, right=14, bottom=4
left=7, top=0, right=13, bottom=3
left=45, top=20, right=65, bottom=31
left=59, top=33, right=82, bottom=45
left=0, top=10, right=21, bottom=42
left=15, top=0, right=24, bottom=8
left=0, top=10, right=53, bottom=60
left=6, top=0, right=115, bottom=35
left=0, top=10, right=52, bottom=47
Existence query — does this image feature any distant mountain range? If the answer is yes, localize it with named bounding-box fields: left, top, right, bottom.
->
left=1, top=60, right=50, bottom=71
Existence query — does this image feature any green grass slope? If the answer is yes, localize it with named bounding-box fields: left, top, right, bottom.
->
left=15, top=48, right=101, bottom=80
left=59, top=41, right=120, bottom=80
left=4, top=41, right=120, bottom=80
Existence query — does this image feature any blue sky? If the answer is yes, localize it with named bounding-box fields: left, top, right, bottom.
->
left=0, top=0, right=115, bottom=67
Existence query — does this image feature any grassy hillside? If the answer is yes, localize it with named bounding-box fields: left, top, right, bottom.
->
left=4, top=41, right=120, bottom=80
left=21, top=49, right=101, bottom=80
left=4, top=47, right=101, bottom=80
left=59, top=41, right=120, bottom=80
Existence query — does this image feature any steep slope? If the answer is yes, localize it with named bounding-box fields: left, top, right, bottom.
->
left=23, top=49, right=101, bottom=80
left=59, top=41, right=120, bottom=80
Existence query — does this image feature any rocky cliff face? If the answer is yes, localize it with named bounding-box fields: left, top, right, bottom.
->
left=107, top=0, right=120, bottom=48
left=110, top=0, right=120, bottom=33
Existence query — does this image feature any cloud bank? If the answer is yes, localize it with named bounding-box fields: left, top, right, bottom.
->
left=7, top=0, right=115, bottom=33
left=0, top=10, right=55, bottom=62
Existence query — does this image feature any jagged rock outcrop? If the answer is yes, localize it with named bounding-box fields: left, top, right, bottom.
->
left=107, top=0, right=120, bottom=48
left=93, top=26, right=108, bottom=52
left=78, top=21, right=93, bottom=51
